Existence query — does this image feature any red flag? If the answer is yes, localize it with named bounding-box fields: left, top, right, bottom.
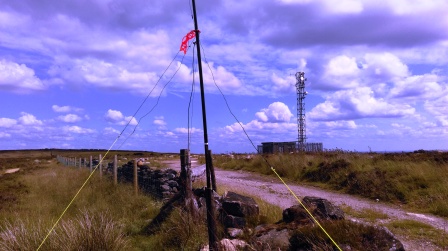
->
left=180, top=30, right=197, bottom=54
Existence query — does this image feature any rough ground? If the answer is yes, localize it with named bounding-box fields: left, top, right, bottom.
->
left=164, top=159, right=448, bottom=251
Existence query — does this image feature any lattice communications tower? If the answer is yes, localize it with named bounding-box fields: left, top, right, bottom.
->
left=295, top=72, right=307, bottom=151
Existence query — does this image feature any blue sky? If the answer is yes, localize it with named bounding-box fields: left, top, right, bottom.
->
left=0, top=0, right=447, bottom=153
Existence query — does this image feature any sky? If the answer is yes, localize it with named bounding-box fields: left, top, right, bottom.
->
left=0, top=0, right=447, bottom=153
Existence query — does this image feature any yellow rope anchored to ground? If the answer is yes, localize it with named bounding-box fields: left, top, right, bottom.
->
left=270, top=167, right=343, bottom=251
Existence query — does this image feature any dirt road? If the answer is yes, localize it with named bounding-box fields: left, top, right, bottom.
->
left=165, top=160, right=448, bottom=250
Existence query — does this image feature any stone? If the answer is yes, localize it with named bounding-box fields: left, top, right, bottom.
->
left=283, top=196, right=344, bottom=223
left=302, top=196, right=344, bottom=220
left=167, top=180, right=178, bottom=187
left=252, top=228, right=291, bottom=251
left=161, top=184, right=170, bottom=191
left=222, top=214, right=246, bottom=228
left=221, top=191, right=259, bottom=218
left=201, top=238, right=249, bottom=251
left=226, top=228, right=244, bottom=238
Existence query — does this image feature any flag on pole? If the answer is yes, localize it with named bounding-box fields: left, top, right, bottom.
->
left=180, top=30, right=197, bottom=54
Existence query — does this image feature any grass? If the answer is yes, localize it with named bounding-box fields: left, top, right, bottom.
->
left=386, top=219, right=448, bottom=249
left=0, top=151, right=164, bottom=250
left=214, top=151, right=448, bottom=218
left=290, top=220, right=406, bottom=251
left=341, top=205, right=389, bottom=222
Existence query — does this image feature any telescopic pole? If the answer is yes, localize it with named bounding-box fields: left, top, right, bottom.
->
left=191, top=0, right=218, bottom=249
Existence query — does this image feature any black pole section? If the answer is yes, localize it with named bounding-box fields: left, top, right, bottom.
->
left=209, top=150, right=217, bottom=192
left=191, top=0, right=218, bottom=250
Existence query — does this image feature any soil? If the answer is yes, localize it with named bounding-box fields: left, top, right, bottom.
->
left=164, top=159, right=448, bottom=251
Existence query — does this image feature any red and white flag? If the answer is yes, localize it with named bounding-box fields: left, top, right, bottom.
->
left=180, top=30, right=197, bottom=54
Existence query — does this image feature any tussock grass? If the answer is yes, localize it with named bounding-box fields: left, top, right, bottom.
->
left=0, top=210, right=128, bottom=251
left=386, top=219, right=448, bottom=249
left=341, top=206, right=389, bottom=223
left=0, top=157, right=162, bottom=250
left=215, top=151, right=448, bottom=218
left=290, top=220, right=403, bottom=251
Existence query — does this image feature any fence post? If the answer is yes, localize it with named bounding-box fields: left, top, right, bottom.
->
left=89, top=156, right=93, bottom=172
left=79, top=157, right=82, bottom=169
left=113, top=155, right=118, bottom=186
left=180, top=149, right=192, bottom=196
left=84, top=158, right=87, bottom=168
left=134, top=159, right=138, bottom=196
left=99, top=154, right=102, bottom=180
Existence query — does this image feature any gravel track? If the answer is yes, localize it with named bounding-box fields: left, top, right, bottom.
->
left=164, top=160, right=448, bottom=250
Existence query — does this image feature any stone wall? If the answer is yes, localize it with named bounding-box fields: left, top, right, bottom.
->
left=106, top=161, right=180, bottom=200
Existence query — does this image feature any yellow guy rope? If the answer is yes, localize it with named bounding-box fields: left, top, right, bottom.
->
left=36, top=137, right=120, bottom=251
left=270, top=167, right=343, bottom=251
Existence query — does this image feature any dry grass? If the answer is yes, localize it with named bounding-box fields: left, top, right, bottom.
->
left=215, top=151, right=448, bottom=218
left=0, top=150, right=164, bottom=250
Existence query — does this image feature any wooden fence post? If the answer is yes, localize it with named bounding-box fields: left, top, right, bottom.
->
left=134, top=159, right=138, bottom=196
left=89, top=156, right=93, bottom=172
left=84, top=158, right=87, bottom=168
left=113, top=155, right=118, bottom=185
left=180, top=149, right=192, bottom=196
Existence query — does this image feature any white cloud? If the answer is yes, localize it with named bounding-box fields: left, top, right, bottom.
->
left=18, top=112, right=43, bottom=125
left=271, top=73, right=296, bottom=93
left=104, top=109, right=137, bottom=126
left=0, top=132, right=11, bottom=138
left=309, top=87, right=415, bottom=120
left=52, top=105, right=83, bottom=113
left=255, top=102, right=293, bottom=123
left=104, top=127, right=120, bottom=135
left=174, top=127, right=202, bottom=134
left=63, top=125, right=95, bottom=134
left=0, top=118, right=17, bottom=128
left=224, top=102, right=297, bottom=140
left=105, top=109, right=124, bottom=121
left=363, top=52, right=409, bottom=80
left=389, top=73, right=446, bottom=99
left=153, top=116, right=167, bottom=126
left=57, top=114, right=82, bottom=123
left=0, top=59, right=45, bottom=93
left=424, top=95, right=448, bottom=126
left=324, top=120, right=357, bottom=129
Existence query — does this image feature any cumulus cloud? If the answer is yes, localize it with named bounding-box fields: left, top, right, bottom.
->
left=18, top=112, right=43, bottom=125
left=255, top=102, right=293, bottom=123
left=271, top=73, right=296, bottom=93
left=52, top=105, right=83, bottom=113
left=309, top=87, right=415, bottom=121
left=174, top=127, right=202, bottom=134
left=57, top=114, right=82, bottom=123
left=153, top=116, right=167, bottom=126
left=0, top=60, right=45, bottom=93
left=0, top=118, right=17, bottom=128
left=224, top=102, right=296, bottom=139
left=104, top=127, right=120, bottom=135
left=62, top=125, right=95, bottom=134
left=424, top=95, right=448, bottom=126
left=105, top=109, right=137, bottom=125
left=0, top=132, right=11, bottom=138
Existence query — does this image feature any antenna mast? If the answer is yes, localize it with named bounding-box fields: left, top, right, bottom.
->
left=191, top=0, right=218, bottom=249
left=296, top=72, right=307, bottom=151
